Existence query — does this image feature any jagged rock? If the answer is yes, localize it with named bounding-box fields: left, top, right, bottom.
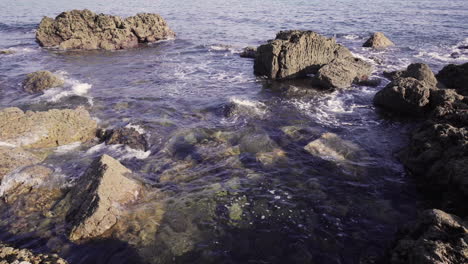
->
left=66, top=155, right=143, bottom=241
left=436, top=62, right=468, bottom=95
left=362, top=32, right=395, bottom=49
left=304, top=133, right=364, bottom=163
left=0, top=146, right=43, bottom=180
left=315, top=57, right=373, bottom=88
left=239, top=46, right=256, bottom=58
left=101, top=127, right=148, bottom=151
left=254, top=30, right=352, bottom=79
left=0, top=107, right=97, bottom=149
left=22, top=71, right=64, bottom=93
left=0, top=242, right=67, bottom=264
left=36, top=9, right=175, bottom=50
left=390, top=209, right=468, bottom=264
left=373, top=77, right=432, bottom=116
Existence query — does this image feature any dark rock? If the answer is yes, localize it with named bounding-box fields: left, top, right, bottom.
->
left=358, top=78, right=382, bottom=87
left=390, top=209, right=468, bottom=264
left=239, top=46, right=256, bottom=58
left=0, top=242, right=68, bottom=264
left=315, top=57, right=373, bottom=89
left=405, top=63, right=438, bottom=87
left=36, top=9, right=175, bottom=50
left=363, top=32, right=395, bottom=49
left=101, top=126, right=148, bottom=151
left=458, top=45, right=468, bottom=50
left=254, top=30, right=352, bottom=79
left=22, top=71, right=64, bottom=93
left=383, top=70, right=404, bottom=81
left=436, top=63, right=468, bottom=95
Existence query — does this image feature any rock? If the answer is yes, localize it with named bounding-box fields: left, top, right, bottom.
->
left=36, top=9, right=175, bottom=50
left=390, top=209, right=468, bottom=264
left=0, top=146, right=43, bottom=180
left=0, top=50, right=14, bottom=55
left=459, top=45, right=468, bottom=50
left=315, top=57, right=373, bottom=88
left=0, top=242, right=68, bottom=264
left=100, top=127, right=148, bottom=151
left=239, top=46, right=256, bottom=58
left=66, top=154, right=143, bottom=241
left=22, top=71, right=64, bottom=93
left=383, top=70, right=404, bottom=81
left=404, top=63, right=438, bottom=87
left=0, top=107, right=97, bottom=149
left=254, top=30, right=352, bottom=79
left=304, top=133, right=364, bottom=163
left=362, top=32, right=395, bottom=49
left=436, top=62, right=468, bottom=95
left=373, top=77, right=431, bottom=116
left=239, top=130, right=278, bottom=154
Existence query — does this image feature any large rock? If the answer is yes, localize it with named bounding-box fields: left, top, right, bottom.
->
left=404, top=63, right=438, bottom=87
left=239, top=46, right=257, bottom=58
left=0, top=107, right=97, bottom=149
left=66, top=154, right=143, bottom=241
left=0, top=146, right=43, bottom=180
left=315, top=57, right=373, bottom=88
left=36, top=9, right=175, bottom=50
left=0, top=242, right=67, bottom=264
left=362, top=32, right=395, bottom=49
left=22, top=71, right=64, bottom=93
left=436, top=62, right=468, bottom=95
left=390, top=209, right=468, bottom=264
left=254, top=30, right=352, bottom=79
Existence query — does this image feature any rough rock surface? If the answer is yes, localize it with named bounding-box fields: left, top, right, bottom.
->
left=254, top=30, right=352, bottom=79
left=239, top=46, right=256, bottom=58
left=0, top=242, right=67, bottom=264
left=315, top=57, right=373, bottom=88
left=36, top=9, right=175, bottom=50
left=390, top=209, right=468, bottom=264
left=436, top=62, right=468, bottom=95
left=362, top=32, right=395, bottom=49
left=0, top=146, right=43, bottom=180
left=101, top=127, right=148, bottom=151
left=0, top=107, right=97, bottom=149
left=22, top=71, right=64, bottom=93
left=66, top=154, right=143, bottom=241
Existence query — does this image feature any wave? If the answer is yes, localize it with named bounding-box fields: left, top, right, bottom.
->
left=38, top=71, right=93, bottom=104
left=0, top=22, right=36, bottom=33
left=86, top=143, right=151, bottom=160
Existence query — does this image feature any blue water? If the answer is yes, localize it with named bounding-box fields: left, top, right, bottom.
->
left=0, top=0, right=467, bottom=263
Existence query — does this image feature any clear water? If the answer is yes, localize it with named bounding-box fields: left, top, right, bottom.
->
left=0, top=0, right=467, bottom=263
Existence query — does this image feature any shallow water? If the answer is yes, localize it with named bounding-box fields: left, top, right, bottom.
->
left=0, top=0, right=468, bottom=263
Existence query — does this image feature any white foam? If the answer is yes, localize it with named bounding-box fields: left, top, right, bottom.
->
left=39, top=71, right=93, bottom=103
left=343, top=34, right=360, bottom=40
left=228, top=97, right=268, bottom=119
left=125, top=124, right=145, bottom=134
left=54, top=141, right=82, bottom=154
left=86, top=143, right=151, bottom=160
left=0, top=141, right=16, bottom=148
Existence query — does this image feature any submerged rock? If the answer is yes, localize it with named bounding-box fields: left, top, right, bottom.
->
left=436, top=62, right=468, bottom=95
left=362, top=32, right=395, bottom=49
left=66, top=155, right=143, bottom=241
left=0, top=50, right=14, bottom=55
left=0, top=146, right=43, bottom=180
left=254, top=30, right=352, bottom=79
left=390, top=209, right=468, bottom=264
left=36, top=9, right=175, bottom=50
left=22, top=71, right=64, bottom=93
left=304, top=133, right=364, bottom=163
left=0, top=242, right=67, bottom=264
left=239, top=46, right=257, bottom=58
left=315, top=57, right=373, bottom=89
left=100, top=126, right=148, bottom=151
left=0, top=107, right=97, bottom=149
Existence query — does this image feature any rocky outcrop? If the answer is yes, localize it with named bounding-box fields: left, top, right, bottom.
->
left=390, top=209, right=468, bottom=264
left=66, top=155, right=143, bottom=241
left=239, top=46, right=256, bottom=58
left=315, top=57, right=373, bottom=89
left=22, top=71, right=64, bottom=93
left=436, top=62, right=468, bottom=95
left=254, top=30, right=353, bottom=79
left=100, top=127, right=148, bottom=151
left=0, top=242, right=67, bottom=264
left=36, top=9, right=175, bottom=50
left=0, top=146, right=43, bottom=180
left=0, top=107, right=97, bottom=149
left=363, top=32, right=395, bottom=49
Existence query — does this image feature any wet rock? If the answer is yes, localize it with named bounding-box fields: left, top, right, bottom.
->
left=362, top=32, right=395, bottom=49
left=358, top=78, right=382, bottom=87
left=0, top=107, right=97, bottom=149
left=36, top=9, right=175, bottom=50
left=239, top=130, right=278, bottom=154
left=304, top=133, right=364, bottom=163
left=100, top=127, right=148, bottom=151
left=390, top=209, right=468, bottom=264
left=239, top=46, right=256, bottom=58
left=164, top=128, right=212, bottom=160
left=0, top=242, right=67, bottom=264
left=315, top=57, right=373, bottom=89
left=383, top=70, right=404, bottom=81
left=22, top=71, right=64, bottom=93
left=254, top=30, right=352, bottom=79
left=436, top=62, right=468, bottom=95
left=373, top=77, right=432, bottom=116
left=0, top=50, right=14, bottom=55
left=404, top=63, right=438, bottom=87
left=66, top=154, right=143, bottom=241
left=0, top=146, right=43, bottom=180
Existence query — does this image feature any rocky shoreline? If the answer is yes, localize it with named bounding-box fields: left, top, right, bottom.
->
left=0, top=8, right=467, bottom=264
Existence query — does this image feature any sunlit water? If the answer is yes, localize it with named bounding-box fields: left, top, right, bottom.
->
left=0, top=0, right=467, bottom=263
